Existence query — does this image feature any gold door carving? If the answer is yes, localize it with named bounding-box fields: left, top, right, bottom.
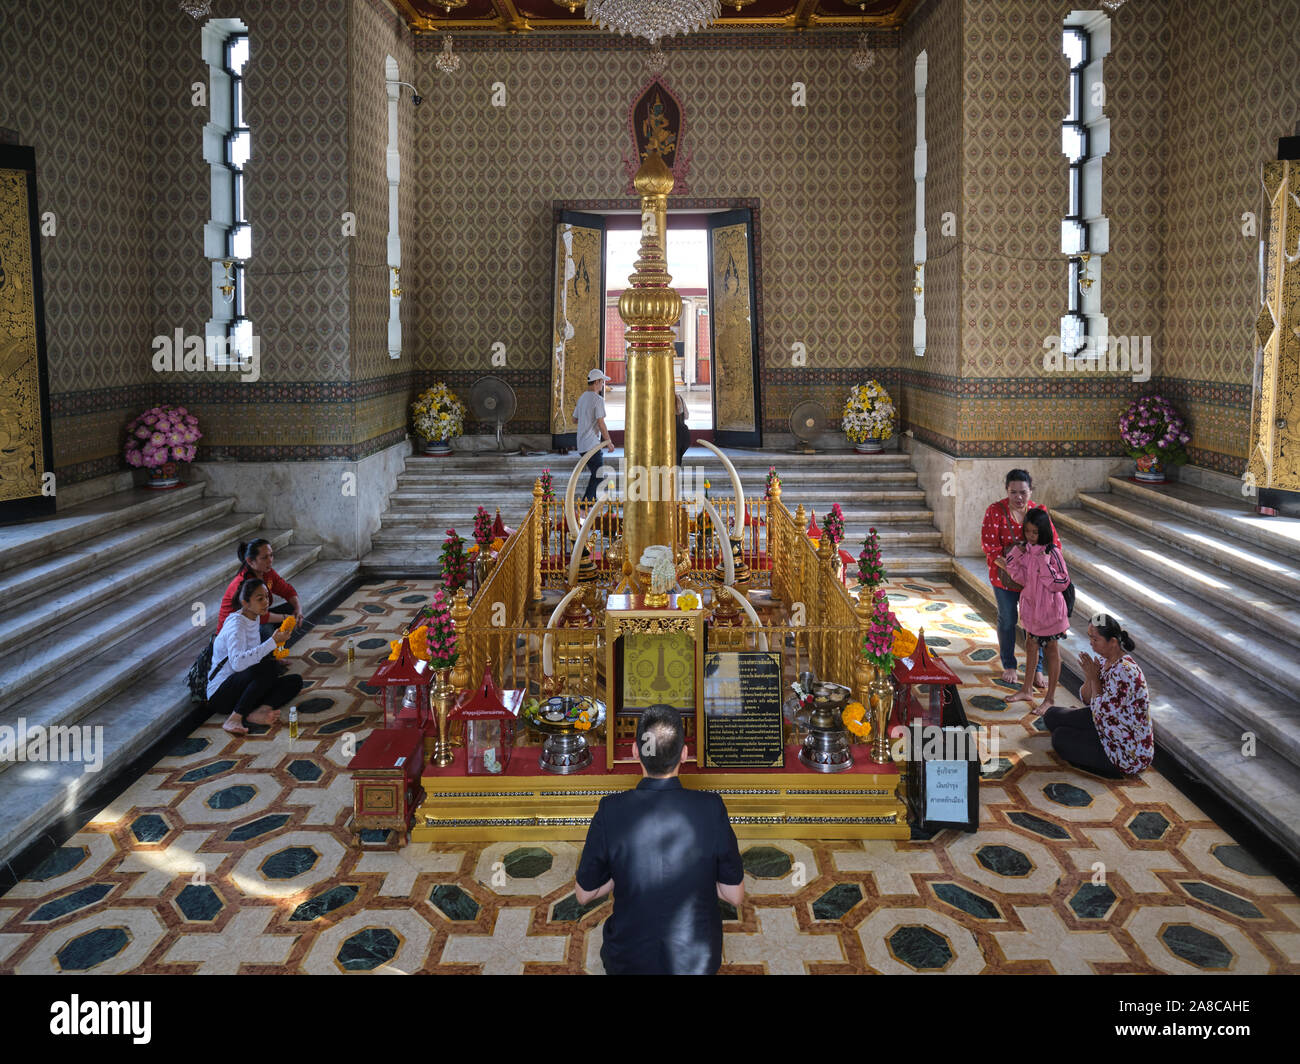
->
left=1249, top=160, right=1300, bottom=493
left=711, top=223, right=756, bottom=435
left=550, top=221, right=604, bottom=436
left=0, top=168, right=45, bottom=503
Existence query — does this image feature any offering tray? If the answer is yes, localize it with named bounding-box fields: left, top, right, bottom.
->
left=522, top=696, right=606, bottom=774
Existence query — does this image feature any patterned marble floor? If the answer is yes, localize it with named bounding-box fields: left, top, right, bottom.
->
left=1, top=578, right=1297, bottom=975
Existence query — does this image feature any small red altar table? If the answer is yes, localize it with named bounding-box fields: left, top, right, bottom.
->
left=347, top=728, right=426, bottom=847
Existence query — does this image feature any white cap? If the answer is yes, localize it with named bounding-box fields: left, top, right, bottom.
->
left=587, top=368, right=611, bottom=383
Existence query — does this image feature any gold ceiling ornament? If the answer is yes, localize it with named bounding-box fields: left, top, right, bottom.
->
left=726, top=0, right=758, bottom=10
left=552, top=0, right=584, bottom=12
left=585, top=0, right=721, bottom=47
left=646, top=47, right=668, bottom=75
left=437, top=0, right=469, bottom=13
left=178, top=0, right=212, bottom=17
left=849, top=33, right=876, bottom=71
left=435, top=35, right=462, bottom=74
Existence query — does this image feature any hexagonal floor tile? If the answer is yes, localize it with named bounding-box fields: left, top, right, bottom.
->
left=932, top=882, right=1001, bottom=920
left=1159, top=923, right=1233, bottom=969
left=291, top=884, right=360, bottom=922
left=130, top=813, right=170, bottom=843
left=741, top=845, right=792, bottom=879
left=1179, top=881, right=1264, bottom=920
left=887, top=925, right=953, bottom=970
left=1068, top=883, right=1117, bottom=919
left=503, top=846, right=553, bottom=879
left=1127, top=810, right=1170, bottom=840
left=56, top=927, right=130, bottom=971
left=261, top=846, right=320, bottom=880
left=30, top=884, right=114, bottom=923
left=174, top=884, right=223, bottom=922
left=336, top=927, right=400, bottom=971
left=811, top=883, right=863, bottom=920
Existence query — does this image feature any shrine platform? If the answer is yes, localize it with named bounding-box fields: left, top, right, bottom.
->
left=414, top=743, right=908, bottom=842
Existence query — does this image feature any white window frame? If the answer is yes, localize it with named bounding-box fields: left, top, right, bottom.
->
left=1060, top=11, right=1110, bottom=359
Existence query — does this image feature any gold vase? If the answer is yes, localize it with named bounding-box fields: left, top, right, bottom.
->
left=433, top=666, right=456, bottom=768
left=868, top=673, right=895, bottom=765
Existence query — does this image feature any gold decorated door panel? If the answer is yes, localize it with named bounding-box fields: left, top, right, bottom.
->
left=1248, top=158, right=1300, bottom=497
left=0, top=146, right=55, bottom=522
left=707, top=209, right=761, bottom=448
left=549, top=211, right=606, bottom=448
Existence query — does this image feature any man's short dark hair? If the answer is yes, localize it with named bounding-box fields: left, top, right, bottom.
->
left=638, top=705, right=685, bottom=777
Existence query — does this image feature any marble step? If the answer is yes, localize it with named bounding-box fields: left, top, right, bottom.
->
left=0, top=508, right=267, bottom=660
left=0, top=483, right=208, bottom=576
left=0, top=495, right=240, bottom=614
left=0, top=559, right=359, bottom=868
left=1060, top=537, right=1300, bottom=706
left=1105, top=477, right=1300, bottom=560
left=385, top=488, right=927, bottom=511
left=950, top=555, right=1300, bottom=859
left=0, top=528, right=297, bottom=719
left=1054, top=507, right=1300, bottom=647
left=954, top=554, right=1300, bottom=772
left=0, top=536, right=314, bottom=778
left=402, top=451, right=911, bottom=470
left=1072, top=493, right=1300, bottom=605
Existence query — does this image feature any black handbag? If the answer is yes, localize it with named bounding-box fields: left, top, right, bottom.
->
left=1062, top=581, right=1076, bottom=618
left=186, top=637, right=229, bottom=703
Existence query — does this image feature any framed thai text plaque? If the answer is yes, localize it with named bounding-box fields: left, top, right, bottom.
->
left=702, top=650, right=784, bottom=769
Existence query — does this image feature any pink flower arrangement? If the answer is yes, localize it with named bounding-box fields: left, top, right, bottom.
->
left=858, top=527, right=886, bottom=587
left=861, top=587, right=898, bottom=672
left=439, top=528, right=470, bottom=592
left=472, top=506, right=493, bottom=548
left=539, top=469, right=554, bottom=501
left=124, top=405, right=201, bottom=468
left=425, top=589, right=458, bottom=670
left=1119, top=394, right=1191, bottom=465
left=824, top=503, right=845, bottom=547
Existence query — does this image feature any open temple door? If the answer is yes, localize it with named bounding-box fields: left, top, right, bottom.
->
left=549, top=211, right=606, bottom=451
left=707, top=209, right=761, bottom=449
left=0, top=145, right=55, bottom=523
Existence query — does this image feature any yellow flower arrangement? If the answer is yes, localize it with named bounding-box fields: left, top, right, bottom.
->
left=574, top=711, right=592, bottom=731
left=677, top=591, right=700, bottom=611
left=490, top=537, right=505, bottom=552
left=842, top=701, right=872, bottom=739
left=841, top=381, right=897, bottom=443
left=892, top=627, right=918, bottom=658
left=387, top=639, right=402, bottom=661
left=408, top=625, right=429, bottom=660
left=411, top=383, right=467, bottom=442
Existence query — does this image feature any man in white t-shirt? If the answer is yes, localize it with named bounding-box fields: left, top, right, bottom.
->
left=572, top=368, right=615, bottom=501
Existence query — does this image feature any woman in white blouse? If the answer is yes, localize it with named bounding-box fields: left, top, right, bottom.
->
left=207, top=578, right=303, bottom=735
left=1043, top=612, right=1154, bottom=777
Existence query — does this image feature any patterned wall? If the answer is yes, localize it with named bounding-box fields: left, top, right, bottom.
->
left=410, top=34, right=904, bottom=436
left=1162, top=0, right=1300, bottom=474
left=0, top=0, right=156, bottom=483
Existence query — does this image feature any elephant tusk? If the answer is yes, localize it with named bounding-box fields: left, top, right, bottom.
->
left=698, top=440, right=745, bottom=538
left=564, top=444, right=607, bottom=537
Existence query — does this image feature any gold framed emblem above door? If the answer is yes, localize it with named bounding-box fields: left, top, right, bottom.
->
left=550, top=211, right=607, bottom=449
left=707, top=208, right=762, bottom=448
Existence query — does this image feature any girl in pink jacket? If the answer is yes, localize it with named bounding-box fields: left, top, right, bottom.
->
left=996, top=509, right=1070, bottom=713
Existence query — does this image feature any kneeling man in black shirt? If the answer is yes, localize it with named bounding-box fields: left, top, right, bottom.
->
left=575, top=705, right=745, bottom=974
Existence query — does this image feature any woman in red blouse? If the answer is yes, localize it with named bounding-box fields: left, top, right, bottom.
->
left=980, top=469, right=1060, bottom=689
left=1043, top=613, right=1153, bottom=778
left=217, top=539, right=302, bottom=634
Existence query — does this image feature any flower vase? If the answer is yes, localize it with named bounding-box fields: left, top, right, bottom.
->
left=868, top=673, right=895, bottom=764
left=854, top=439, right=883, bottom=454
left=433, top=667, right=456, bottom=767
left=1134, top=454, right=1166, bottom=483
left=422, top=437, right=452, bottom=456
left=146, top=461, right=182, bottom=489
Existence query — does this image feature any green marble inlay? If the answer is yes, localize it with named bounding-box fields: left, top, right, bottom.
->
left=968, top=648, right=997, bottom=661
left=318, top=716, right=365, bottom=735
left=551, top=892, right=606, bottom=922
left=130, top=814, right=170, bottom=843
left=812, top=883, right=863, bottom=920
left=291, top=884, right=359, bottom=922
left=207, top=785, right=255, bottom=810
left=888, top=925, right=953, bottom=970
left=430, top=884, right=482, bottom=921
left=1043, top=782, right=1093, bottom=807
left=1180, top=881, right=1264, bottom=920
left=1211, top=844, right=1270, bottom=877
left=503, top=846, right=553, bottom=879
left=718, top=900, right=739, bottom=921
left=926, top=636, right=951, bottom=647
left=175, top=884, right=223, bottom=922
left=361, top=604, right=386, bottom=615
left=1127, top=811, right=1170, bottom=840
left=358, top=638, right=389, bottom=650
left=964, top=612, right=985, bottom=623
left=1160, top=924, right=1233, bottom=969
left=887, top=592, right=910, bottom=601
left=976, top=844, right=1033, bottom=877
left=30, top=883, right=113, bottom=923
left=933, top=882, right=1000, bottom=920
left=1069, top=883, right=1117, bottom=919
left=332, top=625, right=368, bottom=637
left=310, top=651, right=340, bottom=665
left=337, top=927, right=400, bottom=971
left=57, top=927, right=129, bottom=971
left=226, top=814, right=290, bottom=843
left=400, top=594, right=427, bottom=604
left=180, top=759, right=237, bottom=783
left=981, top=757, right=1014, bottom=780
left=261, top=846, right=319, bottom=880
left=1007, top=811, right=1070, bottom=840
left=287, top=760, right=323, bottom=782
left=297, top=697, right=334, bottom=715
left=924, top=602, right=945, bottom=612
left=741, top=845, right=792, bottom=879
left=359, top=829, right=391, bottom=843
left=377, top=585, right=408, bottom=593
left=969, top=695, right=1008, bottom=713
left=167, top=737, right=209, bottom=758
left=26, top=846, right=88, bottom=883
left=939, top=623, right=975, bottom=635
left=318, top=614, right=344, bottom=625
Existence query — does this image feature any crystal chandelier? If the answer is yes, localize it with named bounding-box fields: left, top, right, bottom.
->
left=647, top=48, right=668, bottom=75
left=1099, top=0, right=1126, bottom=11
left=179, top=0, right=212, bottom=18
left=850, top=33, right=876, bottom=72
left=435, top=36, right=461, bottom=75
left=585, top=0, right=721, bottom=47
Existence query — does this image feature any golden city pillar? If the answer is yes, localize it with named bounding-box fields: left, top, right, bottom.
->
left=620, top=152, right=682, bottom=569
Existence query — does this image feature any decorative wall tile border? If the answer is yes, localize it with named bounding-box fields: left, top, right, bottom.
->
left=412, top=30, right=899, bottom=54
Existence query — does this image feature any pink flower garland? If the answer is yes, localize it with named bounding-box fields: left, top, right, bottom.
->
left=124, top=405, right=202, bottom=468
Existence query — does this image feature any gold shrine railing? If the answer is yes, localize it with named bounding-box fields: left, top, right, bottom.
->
left=451, top=479, right=871, bottom=708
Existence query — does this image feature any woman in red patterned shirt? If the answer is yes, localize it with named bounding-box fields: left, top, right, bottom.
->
left=1043, top=613, right=1153, bottom=778
left=980, top=469, right=1060, bottom=689
left=217, top=539, right=301, bottom=634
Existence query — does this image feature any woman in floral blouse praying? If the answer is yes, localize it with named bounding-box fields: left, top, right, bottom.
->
left=1043, top=612, right=1153, bottom=778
